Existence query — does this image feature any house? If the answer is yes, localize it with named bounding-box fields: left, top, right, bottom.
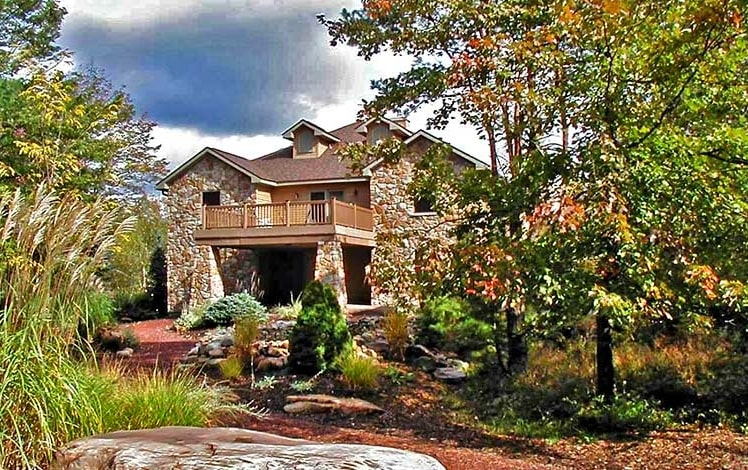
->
left=156, top=117, right=487, bottom=312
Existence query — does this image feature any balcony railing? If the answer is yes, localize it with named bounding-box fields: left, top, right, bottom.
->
left=201, top=199, right=374, bottom=232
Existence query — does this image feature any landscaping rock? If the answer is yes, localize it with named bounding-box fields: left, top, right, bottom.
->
left=406, top=344, right=437, bottom=360
left=115, top=348, right=134, bottom=359
left=370, top=339, right=390, bottom=354
left=284, top=394, right=384, bottom=416
left=208, top=347, right=225, bottom=358
left=53, top=426, right=445, bottom=470
left=186, top=344, right=200, bottom=356
left=207, top=358, right=225, bottom=367
left=414, top=356, right=438, bottom=372
left=447, top=358, right=470, bottom=372
left=256, top=355, right=288, bottom=371
left=433, top=367, right=467, bottom=382
left=218, top=336, right=234, bottom=347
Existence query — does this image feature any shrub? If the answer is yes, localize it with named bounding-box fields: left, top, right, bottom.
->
left=121, top=328, right=140, bottom=350
left=174, top=304, right=208, bottom=331
left=219, top=356, right=244, bottom=381
left=79, top=291, right=116, bottom=340
left=113, top=291, right=156, bottom=321
left=416, top=296, right=492, bottom=353
left=576, top=394, right=674, bottom=433
left=234, top=315, right=261, bottom=360
left=383, top=308, right=410, bottom=359
left=335, top=347, right=381, bottom=391
left=270, top=292, right=303, bottom=319
left=289, top=281, right=351, bottom=373
left=203, top=293, right=267, bottom=327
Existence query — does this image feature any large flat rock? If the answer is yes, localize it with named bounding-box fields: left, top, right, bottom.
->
left=53, top=426, right=445, bottom=470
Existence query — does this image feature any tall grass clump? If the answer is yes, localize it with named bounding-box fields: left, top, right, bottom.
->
left=0, top=187, right=254, bottom=469
left=99, top=366, right=245, bottom=430
left=0, top=187, right=131, bottom=468
left=335, top=347, right=382, bottom=391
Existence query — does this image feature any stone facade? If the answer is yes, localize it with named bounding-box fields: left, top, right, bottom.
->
left=313, top=241, right=348, bottom=307
left=165, top=138, right=476, bottom=311
left=165, top=155, right=256, bottom=312
left=369, top=139, right=471, bottom=305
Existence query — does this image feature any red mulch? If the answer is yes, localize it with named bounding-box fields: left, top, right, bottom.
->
left=119, top=320, right=748, bottom=470
left=122, top=319, right=195, bottom=369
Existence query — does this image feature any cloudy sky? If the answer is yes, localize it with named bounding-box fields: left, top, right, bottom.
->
left=58, top=0, right=487, bottom=167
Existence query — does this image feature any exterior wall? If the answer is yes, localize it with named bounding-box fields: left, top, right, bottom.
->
left=255, top=185, right=272, bottom=204
left=165, top=155, right=256, bottom=312
left=270, top=181, right=370, bottom=207
left=369, top=139, right=472, bottom=305
left=314, top=240, right=347, bottom=307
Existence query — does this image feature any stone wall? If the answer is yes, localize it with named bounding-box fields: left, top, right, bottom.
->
left=369, top=139, right=472, bottom=306
left=165, top=155, right=256, bottom=312
left=313, top=240, right=348, bottom=307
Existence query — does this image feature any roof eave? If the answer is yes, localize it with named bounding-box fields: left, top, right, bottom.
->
left=281, top=119, right=341, bottom=143
left=155, top=148, right=277, bottom=190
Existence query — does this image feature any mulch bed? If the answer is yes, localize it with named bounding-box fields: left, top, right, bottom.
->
left=122, top=319, right=748, bottom=470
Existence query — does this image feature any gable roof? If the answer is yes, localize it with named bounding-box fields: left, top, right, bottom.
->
left=354, top=116, right=413, bottom=138
left=156, top=120, right=485, bottom=190
left=281, top=119, right=341, bottom=143
left=361, top=129, right=489, bottom=175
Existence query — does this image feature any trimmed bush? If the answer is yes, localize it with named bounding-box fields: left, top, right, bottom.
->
left=416, top=296, right=492, bottom=353
left=289, top=281, right=351, bottom=373
left=203, top=293, right=267, bottom=326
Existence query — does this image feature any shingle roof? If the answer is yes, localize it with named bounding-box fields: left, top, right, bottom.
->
left=211, top=122, right=366, bottom=184
left=155, top=119, right=486, bottom=190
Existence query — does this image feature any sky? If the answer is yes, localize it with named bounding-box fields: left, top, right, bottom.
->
left=57, top=0, right=488, bottom=167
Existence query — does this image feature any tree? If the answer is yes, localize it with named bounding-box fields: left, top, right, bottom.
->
left=101, top=197, right=167, bottom=297
left=0, top=0, right=66, bottom=75
left=0, top=69, right=166, bottom=199
left=324, top=0, right=748, bottom=400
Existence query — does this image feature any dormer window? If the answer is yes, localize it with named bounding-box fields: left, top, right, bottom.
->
left=296, top=128, right=314, bottom=154
left=368, top=122, right=391, bottom=145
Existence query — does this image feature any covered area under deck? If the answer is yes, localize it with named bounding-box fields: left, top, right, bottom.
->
left=196, top=200, right=374, bottom=306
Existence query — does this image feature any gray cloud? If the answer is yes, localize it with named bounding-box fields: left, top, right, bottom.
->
left=60, top=5, right=357, bottom=135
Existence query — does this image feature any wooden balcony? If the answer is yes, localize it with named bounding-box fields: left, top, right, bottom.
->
left=194, top=199, right=375, bottom=247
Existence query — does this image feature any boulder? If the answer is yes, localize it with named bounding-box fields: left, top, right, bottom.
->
left=53, top=426, right=445, bottom=470
left=115, top=348, right=134, bottom=359
left=433, top=367, right=467, bottom=382
left=414, top=356, right=438, bottom=372
left=208, top=347, right=226, bottom=358
left=284, top=394, right=384, bottom=415
left=256, top=356, right=287, bottom=371
left=219, top=336, right=234, bottom=347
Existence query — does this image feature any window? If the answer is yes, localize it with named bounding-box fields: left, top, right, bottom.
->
left=310, top=190, right=344, bottom=201
left=413, top=195, right=435, bottom=213
left=202, top=191, right=221, bottom=206
left=296, top=128, right=314, bottom=154
left=368, top=122, right=390, bottom=145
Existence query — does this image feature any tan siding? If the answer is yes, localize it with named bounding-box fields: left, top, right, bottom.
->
left=255, top=185, right=272, bottom=204
left=271, top=182, right=370, bottom=207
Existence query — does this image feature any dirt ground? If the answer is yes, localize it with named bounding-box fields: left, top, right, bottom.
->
left=124, top=319, right=748, bottom=470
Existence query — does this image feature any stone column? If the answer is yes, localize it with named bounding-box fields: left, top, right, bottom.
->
left=314, top=240, right=347, bottom=307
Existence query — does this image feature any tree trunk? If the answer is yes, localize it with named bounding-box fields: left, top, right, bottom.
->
left=596, top=312, right=615, bottom=402
left=506, top=307, right=527, bottom=374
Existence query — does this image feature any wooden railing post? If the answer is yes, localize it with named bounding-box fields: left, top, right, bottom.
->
left=330, top=198, right=336, bottom=225
left=286, top=200, right=291, bottom=226
left=243, top=203, right=248, bottom=228
left=353, top=204, right=358, bottom=229
left=202, top=205, right=206, bottom=229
